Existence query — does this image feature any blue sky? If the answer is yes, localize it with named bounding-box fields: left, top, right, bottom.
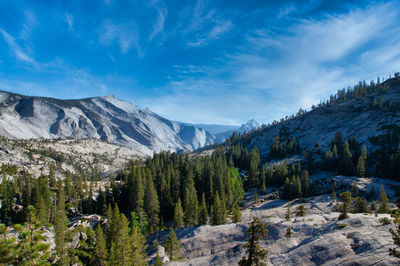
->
left=1, top=0, right=400, bottom=125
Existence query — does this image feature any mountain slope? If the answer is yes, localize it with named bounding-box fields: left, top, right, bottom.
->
left=0, top=92, right=216, bottom=155
left=217, top=77, right=400, bottom=159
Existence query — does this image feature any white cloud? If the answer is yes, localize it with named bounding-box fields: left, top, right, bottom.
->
left=63, top=13, right=74, bottom=31
left=0, top=28, right=35, bottom=64
left=147, top=2, right=400, bottom=124
left=149, top=7, right=167, bottom=41
left=98, top=20, right=142, bottom=56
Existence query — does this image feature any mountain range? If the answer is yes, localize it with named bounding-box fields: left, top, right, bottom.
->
left=0, top=91, right=258, bottom=155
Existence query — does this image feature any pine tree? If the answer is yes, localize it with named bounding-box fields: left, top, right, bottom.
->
left=55, top=181, right=68, bottom=265
left=294, top=175, right=302, bottom=198
left=0, top=206, right=50, bottom=265
left=199, top=193, right=208, bottom=225
left=131, top=207, right=148, bottom=236
left=106, top=204, right=120, bottom=250
left=332, top=181, right=337, bottom=202
left=145, top=173, right=160, bottom=234
left=253, top=191, right=258, bottom=202
left=109, top=212, right=131, bottom=265
left=129, top=227, right=148, bottom=264
left=211, top=191, right=226, bottom=225
left=389, top=216, right=400, bottom=258
left=295, top=205, right=306, bottom=216
left=283, top=177, right=291, bottom=199
left=339, top=191, right=352, bottom=220
left=154, top=252, right=163, bottom=266
left=183, top=177, right=199, bottom=226
left=378, top=185, right=390, bottom=213
left=353, top=197, right=369, bottom=213
left=285, top=202, right=291, bottom=221
left=239, top=217, right=268, bottom=266
left=339, top=141, right=354, bottom=176
left=232, top=204, right=242, bottom=223
left=134, top=167, right=144, bottom=210
left=371, top=201, right=377, bottom=211
left=173, top=198, right=184, bottom=228
left=163, top=229, right=182, bottom=260
left=356, top=156, right=366, bottom=177
left=93, top=224, right=107, bottom=266
left=285, top=227, right=293, bottom=238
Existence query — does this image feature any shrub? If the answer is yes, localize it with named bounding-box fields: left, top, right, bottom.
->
left=379, top=217, right=392, bottom=225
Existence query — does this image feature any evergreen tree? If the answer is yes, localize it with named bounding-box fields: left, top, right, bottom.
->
left=211, top=191, right=226, bottom=225
left=93, top=224, right=107, bottom=266
left=353, top=197, right=369, bottom=213
left=134, top=167, right=145, bottom=210
left=356, top=156, right=366, bottom=177
left=378, top=185, right=390, bottom=213
left=199, top=193, right=208, bottom=225
left=371, top=201, right=377, bottom=211
left=109, top=212, right=131, bottom=265
left=129, top=227, right=148, bottom=265
left=232, top=204, right=242, bottom=223
left=154, top=252, right=163, bottom=266
left=285, top=203, right=291, bottom=221
left=295, top=205, right=306, bottom=216
left=332, top=181, right=337, bottom=202
left=131, top=207, right=148, bottom=236
left=163, top=229, right=182, bottom=260
left=0, top=206, right=50, bottom=265
left=294, top=175, right=302, bottom=198
left=389, top=216, right=400, bottom=258
left=253, top=191, right=258, bottom=202
left=285, top=227, right=293, bottom=238
left=248, top=148, right=260, bottom=188
left=145, top=174, right=160, bottom=234
left=339, top=191, right=352, bottom=220
left=239, top=217, right=268, bottom=266
left=106, top=204, right=120, bottom=250
left=339, top=141, right=354, bottom=176
left=183, top=177, right=199, bottom=226
left=173, top=198, right=184, bottom=228
left=55, top=181, right=68, bottom=265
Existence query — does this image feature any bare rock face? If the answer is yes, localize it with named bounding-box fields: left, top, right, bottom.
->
left=162, top=188, right=400, bottom=265
left=236, top=86, right=400, bottom=158
left=68, top=214, right=102, bottom=230
left=0, top=91, right=217, bottom=155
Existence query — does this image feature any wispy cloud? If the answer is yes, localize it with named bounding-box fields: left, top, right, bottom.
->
left=0, top=28, right=35, bottom=64
left=149, top=7, right=167, bottom=41
left=19, top=9, right=37, bottom=41
left=63, top=13, right=74, bottom=31
left=146, top=2, right=400, bottom=124
left=98, top=20, right=142, bottom=56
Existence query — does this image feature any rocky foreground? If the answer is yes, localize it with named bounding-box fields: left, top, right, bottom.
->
left=158, top=193, right=399, bottom=265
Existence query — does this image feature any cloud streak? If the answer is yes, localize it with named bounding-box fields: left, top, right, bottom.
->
left=145, top=1, right=400, bottom=124
left=0, top=28, right=35, bottom=64
left=98, top=20, right=142, bottom=56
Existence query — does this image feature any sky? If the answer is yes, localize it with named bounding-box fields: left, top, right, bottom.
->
left=0, top=0, right=400, bottom=126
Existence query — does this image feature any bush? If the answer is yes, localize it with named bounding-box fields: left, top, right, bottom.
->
left=379, top=217, right=392, bottom=225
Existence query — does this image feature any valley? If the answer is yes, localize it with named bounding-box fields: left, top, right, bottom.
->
left=1, top=75, right=400, bottom=265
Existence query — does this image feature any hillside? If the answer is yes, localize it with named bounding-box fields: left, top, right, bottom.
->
left=222, top=76, right=400, bottom=160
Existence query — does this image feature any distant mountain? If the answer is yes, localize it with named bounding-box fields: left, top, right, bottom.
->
left=176, top=122, right=239, bottom=134
left=237, top=119, right=259, bottom=134
left=0, top=91, right=216, bottom=155
left=214, top=119, right=260, bottom=142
